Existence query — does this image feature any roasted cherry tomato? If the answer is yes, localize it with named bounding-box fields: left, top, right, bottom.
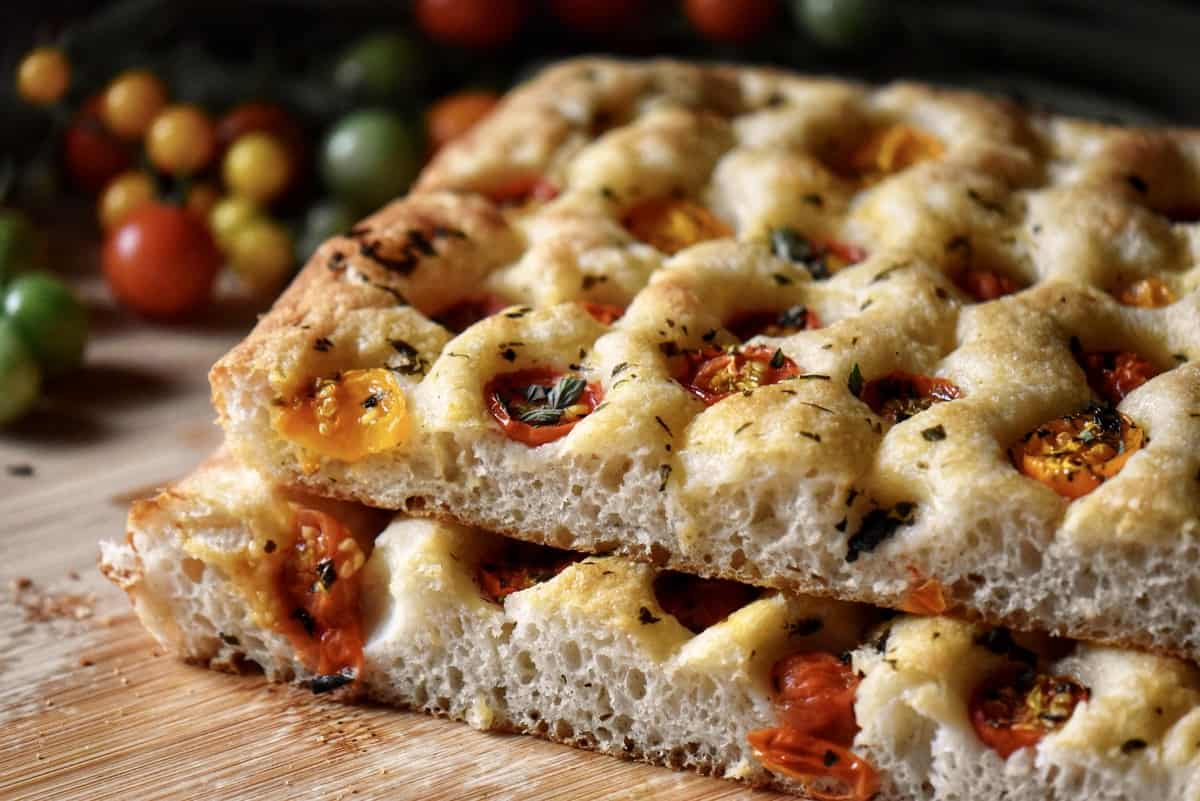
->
left=622, top=198, right=732, bottom=255
left=678, top=345, right=801, bottom=406
left=1076, top=349, right=1160, bottom=404
left=426, top=90, right=500, bottom=151
left=3, top=273, right=87, bottom=377
left=748, top=651, right=879, bottom=801
left=859, top=371, right=961, bottom=422
left=653, top=571, right=760, bottom=633
left=63, top=96, right=133, bottom=194
left=1115, top=277, right=1175, bottom=308
left=102, top=203, right=220, bottom=319
left=969, top=667, right=1089, bottom=759
left=684, top=0, right=777, bottom=42
left=17, top=47, right=69, bottom=106
left=485, top=369, right=602, bottom=446
left=280, top=508, right=367, bottom=683
left=146, top=104, right=216, bottom=176
left=0, top=318, right=41, bottom=426
left=832, top=122, right=943, bottom=182
left=476, top=539, right=582, bottom=603
left=548, top=0, right=644, bottom=34
left=414, top=0, right=529, bottom=48
left=727, top=304, right=822, bottom=341
left=102, top=70, right=168, bottom=140
left=769, top=227, right=866, bottom=280
left=580, top=301, right=624, bottom=325
left=485, top=173, right=560, bottom=206
left=1011, top=404, right=1144, bottom=499
left=432, top=293, right=512, bottom=333
left=955, top=268, right=1023, bottom=302
left=276, top=368, right=410, bottom=463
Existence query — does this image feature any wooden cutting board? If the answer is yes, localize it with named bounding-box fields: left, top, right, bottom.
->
left=0, top=280, right=785, bottom=801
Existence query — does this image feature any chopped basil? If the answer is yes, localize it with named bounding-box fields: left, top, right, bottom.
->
left=769, top=348, right=786, bottom=369
left=848, top=363, right=864, bottom=398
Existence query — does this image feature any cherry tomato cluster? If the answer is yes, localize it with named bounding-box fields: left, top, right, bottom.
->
left=0, top=210, right=88, bottom=425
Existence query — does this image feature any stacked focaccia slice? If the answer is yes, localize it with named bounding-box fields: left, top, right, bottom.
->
left=101, top=450, right=1200, bottom=801
left=210, top=58, right=1200, bottom=665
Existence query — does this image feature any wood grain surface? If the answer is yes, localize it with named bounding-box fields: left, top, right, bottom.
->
left=0, top=278, right=784, bottom=801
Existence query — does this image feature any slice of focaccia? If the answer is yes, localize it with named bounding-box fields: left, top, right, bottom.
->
left=211, top=58, right=1200, bottom=662
left=102, top=452, right=1200, bottom=801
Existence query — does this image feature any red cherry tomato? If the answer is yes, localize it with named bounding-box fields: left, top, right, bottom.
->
left=414, top=0, right=529, bottom=48
left=548, top=0, right=644, bottom=34
left=63, top=96, right=133, bottom=194
left=102, top=204, right=221, bottom=320
left=683, top=0, right=778, bottom=42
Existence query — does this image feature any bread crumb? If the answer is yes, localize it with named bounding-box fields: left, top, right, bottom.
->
left=10, top=578, right=95, bottom=622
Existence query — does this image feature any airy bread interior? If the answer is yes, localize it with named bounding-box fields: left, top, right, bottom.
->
left=102, top=453, right=1200, bottom=801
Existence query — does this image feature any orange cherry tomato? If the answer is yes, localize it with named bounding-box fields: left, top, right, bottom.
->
left=485, top=368, right=603, bottom=446
left=678, top=345, right=801, bottom=405
left=833, top=123, right=943, bottom=182
left=622, top=197, right=732, bottom=255
left=276, top=369, right=410, bottom=463
left=653, top=571, right=760, bottom=633
left=63, top=95, right=133, bottom=193
left=280, top=508, right=367, bottom=684
left=684, top=0, right=778, bottom=42
left=955, top=268, right=1023, bottom=302
left=1115, top=277, right=1175, bottom=308
left=859, top=371, right=962, bottom=422
left=747, top=652, right=879, bottom=801
left=727, top=304, right=822, bottom=341
left=414, top=0, right=529, bottom=48
left=579, top=301, right=624, bottom=325
left=102, top=203, right=220, bottom=320
left=433, top=293, right=513, bottom=333
left=969, top=667, right=1089, bottom=759
left=1077, top=350, right=1160, bottom=404
left=1011, top=405, right=1145, bottom=499
left=485, top=173, right=560, bottom=206
left=476, top=539, right=582, bottom=603
left=426, top=90, right=500, bottom=151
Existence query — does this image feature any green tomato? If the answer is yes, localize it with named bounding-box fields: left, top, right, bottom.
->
left=793, top=0, right=890, bottom=50
left=333, top=32, right=421, bottom=100
left=3, top=273, right=88, bottom=376
left=0, top=317, right=41, bottom=426
left=296, top=199, right=358, bottom=264
left=320, top=111, right=421, bottom=213
left=0, top=209, right=45, bottom=287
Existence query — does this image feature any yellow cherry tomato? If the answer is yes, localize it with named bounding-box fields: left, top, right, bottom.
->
left=185, top=182, right=220, bottom=219
left=276, top=368, right=410, bottom=463
left=103, top=70, right=168, bottom=140
left=99, top=170, right=156, bottom=230
left=222, top=132, right=291, bottom=203
left=17, top=47, right=69, bottom=105
left=228, top=217, right=294, bottom=292
left=146, top=105, right=216, bottom=176
left=208, top=195, right=259, bottom=249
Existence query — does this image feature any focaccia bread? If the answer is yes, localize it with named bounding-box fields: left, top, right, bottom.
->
left=100, top=453, right=1200, bottom=801
left=210, top=59, right=1200, bottom=661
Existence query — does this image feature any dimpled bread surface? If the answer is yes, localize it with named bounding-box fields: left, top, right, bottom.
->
left=209, top=59, right=1200, bottom=662
left=101, top=455, right=1200, bottom=800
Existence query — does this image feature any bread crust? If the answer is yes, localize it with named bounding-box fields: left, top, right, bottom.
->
left=211, top=58, right=1200, bottom=663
